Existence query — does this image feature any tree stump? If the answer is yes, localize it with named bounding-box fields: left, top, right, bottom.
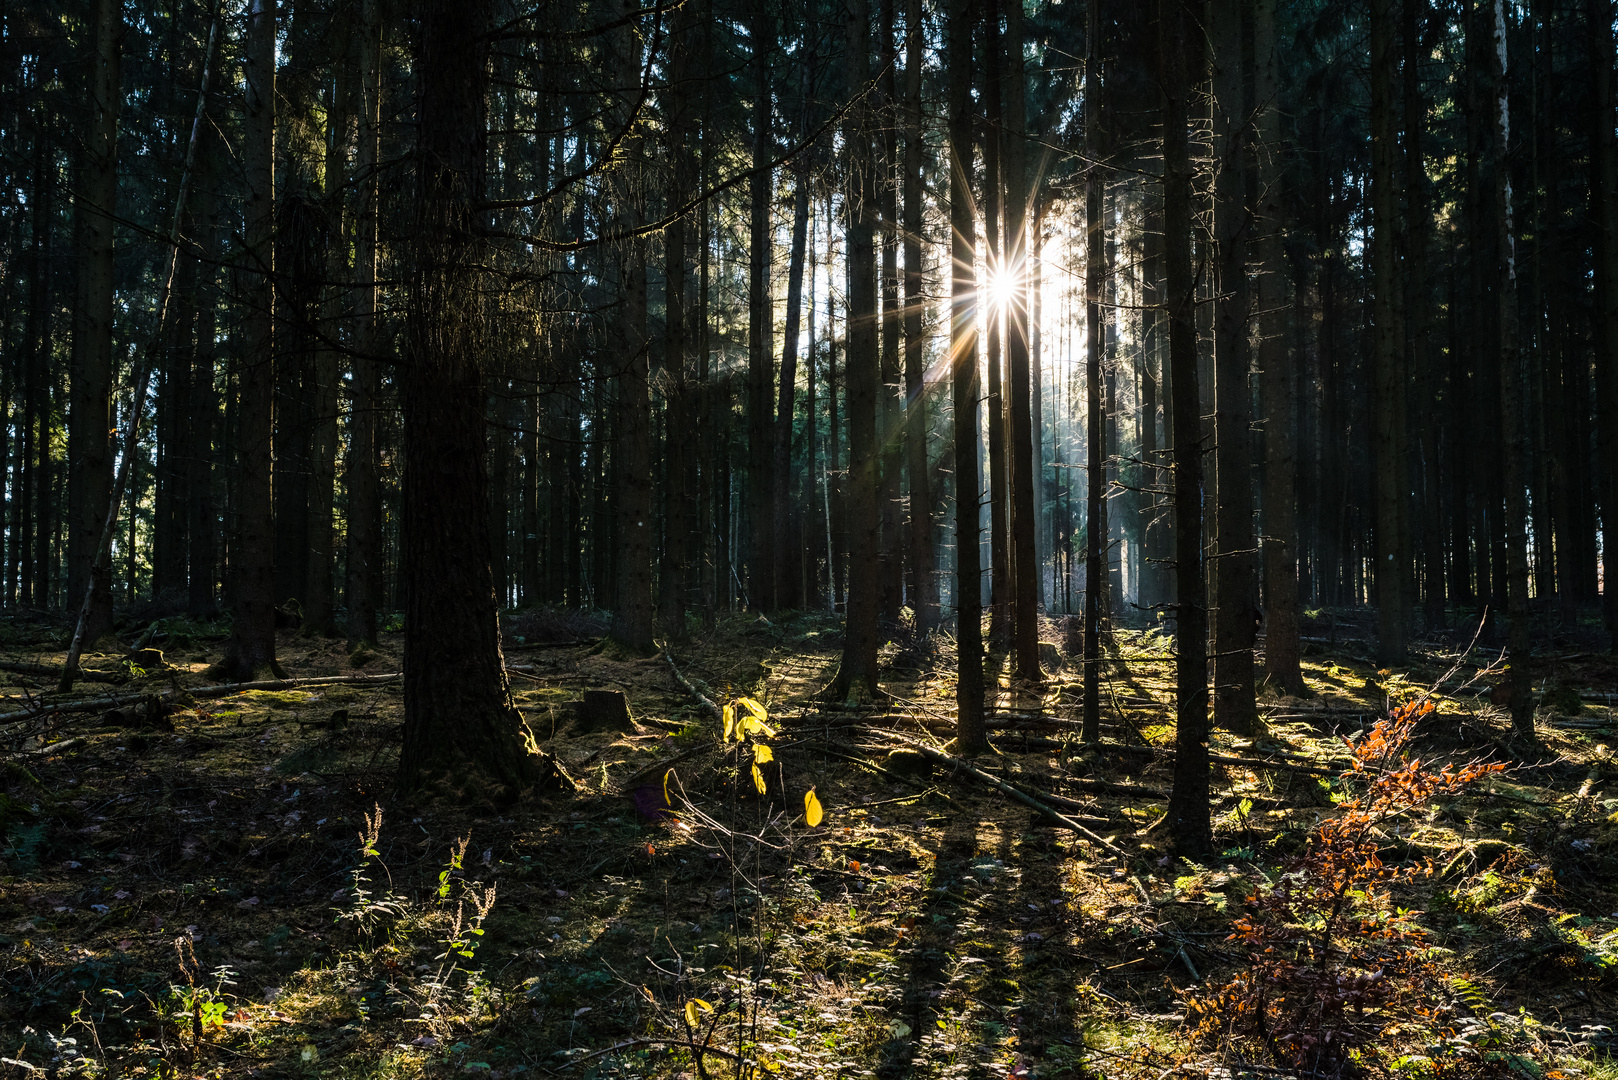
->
left=579, top=689, right=633, bottom=732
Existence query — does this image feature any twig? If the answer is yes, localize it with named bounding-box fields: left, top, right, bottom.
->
left=0, top=661, right=124, bottom=684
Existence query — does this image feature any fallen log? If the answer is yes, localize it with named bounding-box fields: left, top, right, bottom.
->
left=877, top=734, right=1127, bottom=856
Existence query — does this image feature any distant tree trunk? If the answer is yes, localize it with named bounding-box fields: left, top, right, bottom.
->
left=398, top=0, right=547, bottom=801
left=67, top=0, right=119, bottom=638
left=1254, top=0, right=1301, bottom=695
left=1162, top=0, right=1211, bottom=858
left=982, top=0, right=1010, bottom=649
left=748, top=15, right=775, bottom=611
left=610, top=11, right=653, bottom=653
left=189, top=141, right=221, bottom=617
left=345, top=0, right=381, bottom=648
left=950, top=0, right=986, bottom=752
left=1592, top=0, right=1618, bottom=652
left=1490, top=0, right=1533, bottom=736
left=306, top=62, right=352, bottom=639
left=661, top=4, right=696, bottom=638
left=773, top=126, right=812, bottom=613
left=1370, top=0, right=1408, bottom=664
left=878, top=0, right=904, bottom=623
left=1406, top=0, right=1444, bottom=634
left=220, top=0, right=281, bottom=681
left=827, top=0, right=882, bottom=703
left=903, top=0, right=937, bottom=632
left=1211, top=0, right=1257, bottom=733
left=1081, top=0, right=1105, bottom=743
left=1003, top=0, right=1039, bottom=680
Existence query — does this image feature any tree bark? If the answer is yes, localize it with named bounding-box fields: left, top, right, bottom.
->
left=610, top=7, right=653, bottom=653
left=1255, top=0, right=1302, bottom=696
left=949, top=0, right=986, bottom=753
left=1003, top=0, right=1039, bottom=681
left=1161, top=0, right=1212, bottom=859
left=1210, top=0, right=1257, bottom=733
left=1490, top=0, right=1533, bottom=737
left=220, top=0, right=281, bottom=681
left=878, top=0, right=904, bottom=624
left=345, top=0, right=381, bottom=648
left=827, top=0, right=882, bottom=703
left=983, top=0, right=1010, bottom=650
left=1369, top=0, right=1408, bottom=665
left=397, top=0, right=548, bottom=801
left=1591, top=0, right=1618, bottom=652
left=1081, top=0, right=1105, bottom=743
left=903, top=0, right=937, bottom=632
left=748, top=15, right=775, bottom=611
left=67, top=0, right=120, bottom=641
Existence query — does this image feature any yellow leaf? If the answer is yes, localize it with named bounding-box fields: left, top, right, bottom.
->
left=758, top=1056, right=784, bottom=1073
left=752, top=763, right=767, bottom=794
left=736, top=697, right=769, bottom=720
left=805, top=789, right=824, bottom=827
left=722, top=704, right=736, bottom=743
left=753, top=744, right=774, bottom=765
left=663, top=769, right=673, bottom=808
left=685, top=1000, right=699, bottom=1027
left=739, top=715, right=776, bottom=739
left=694, top=998, right=714, bottom=1013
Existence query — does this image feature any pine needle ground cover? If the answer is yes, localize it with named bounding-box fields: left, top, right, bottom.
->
left=1, top=610, right=1616, bottom=1079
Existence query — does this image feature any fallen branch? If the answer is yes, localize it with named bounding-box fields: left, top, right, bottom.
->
left=0, top=672, right=402, bottom=727
left=0, top=660, right=125, bottom=684
left=665, top=653, right=722, bottom=723
left=877, top=734, right=1127, bottom=856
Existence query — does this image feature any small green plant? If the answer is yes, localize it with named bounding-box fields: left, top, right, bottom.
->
left=333, top=804, right=406, bottom=939
left=168, top=939, right=236, bottom=1054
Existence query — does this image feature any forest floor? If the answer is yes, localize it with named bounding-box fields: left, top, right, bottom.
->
left=1, top=606, right=1617, bottom=1080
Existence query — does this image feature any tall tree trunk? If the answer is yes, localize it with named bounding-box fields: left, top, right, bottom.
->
left=189, top=140, right=221, bottom=617
left=661, top=5, right=697, bottom=637
left=345, top=0, right=381, bottom=648
left=398, top=0, right=549, bottom=801
left=306, top=61, right=352, bottom=638
left=67, top=0, right=119, bottom=638
left=748, top=15, right=775, bottom=611
left=983, top=0, right=1010, bottom=650
left=950, top=0, right=986, bottom=752
left=827, top=0, right=882, bottom=702
left=1370, top=0, right=1408, bottom=664
left=1591, top=0, right=1618, bottom=652
left=1255, top=0, right=1302, bottom=695
left=773, top=134, right=812, bottom=613
left=220, top=0, right=281, bottom=680
left=1003, top=0, right=1039, bottom=680
left=1406, top=0, right=1445, bottom=633
left=1081, top=0, right=1105, bottom=742
left=610, top=12, right=653, bottom=652
left=1162, top=0, right=1211, bottom=858
left=878, top=0, right=904, bottom=623
left=1211, top=0, right=1257, bottom=733
left=1491, top=0, right=1533, bottom=736
left=903, top=0, right=936, bottom=632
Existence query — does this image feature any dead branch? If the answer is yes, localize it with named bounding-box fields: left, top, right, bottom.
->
left=875, top=733, right=1128, bottom=856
